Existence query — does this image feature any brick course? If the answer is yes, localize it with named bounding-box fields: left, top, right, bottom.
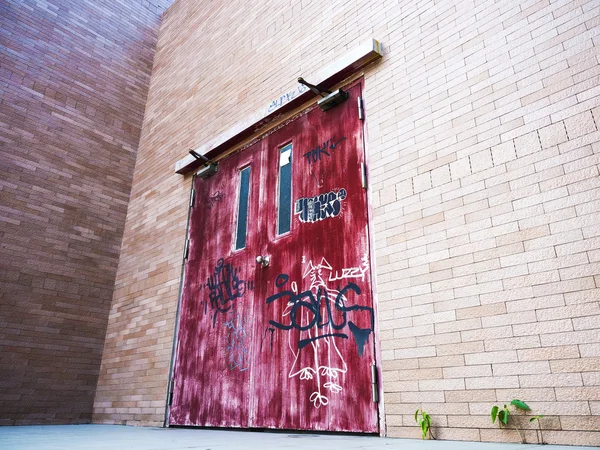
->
left=0, top=0, right=171, bottom=424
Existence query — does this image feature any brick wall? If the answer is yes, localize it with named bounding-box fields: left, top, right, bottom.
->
left=0, top=0, right=172, bottom=424
left=94, top=0, right=600, bottom=444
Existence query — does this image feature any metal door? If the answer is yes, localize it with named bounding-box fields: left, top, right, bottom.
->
left=170, top=81, right=378, bottom=432
left=169, top=143, right=263, bottom=427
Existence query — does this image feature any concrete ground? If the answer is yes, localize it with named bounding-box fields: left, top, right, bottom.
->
left=0, top=425, right=596, bottom=450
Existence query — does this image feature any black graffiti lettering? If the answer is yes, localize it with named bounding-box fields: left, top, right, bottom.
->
left=287, top=291, right=319, bottom=331
left=266, top=280, right=374, bottom=355
left=303, top=136, right=346, bottom=165
left=266, top=289, right=295, bottom=330
left=303, top=141, right=330, bottom=164
left=206, top=258, right=246, bottom=326
left=330, top=136, right=346, bottom=149
left=298, top=333, right=347, bottom=349
left=260, top=327, right=276, bottom=353
left=275, top=273, right=289, bottom=287
left=335, top=283, right=374, bottom=326
left=294, top=188, right=347, bottom=223
left=348, top=322, right=371, bottom=357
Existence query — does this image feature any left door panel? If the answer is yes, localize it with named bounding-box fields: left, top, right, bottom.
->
left=169, top=142, right=262, bottom=427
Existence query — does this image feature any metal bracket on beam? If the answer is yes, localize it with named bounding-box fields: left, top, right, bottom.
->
left=189, top=150, right=218, bottom=179
left=175, top=38, right=383, bottom=175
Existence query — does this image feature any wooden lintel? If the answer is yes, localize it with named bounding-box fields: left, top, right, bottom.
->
left=175, top=38, right=383, bottom=175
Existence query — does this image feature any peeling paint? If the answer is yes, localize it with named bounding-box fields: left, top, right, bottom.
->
left=170, top=82, right=378, bottom=433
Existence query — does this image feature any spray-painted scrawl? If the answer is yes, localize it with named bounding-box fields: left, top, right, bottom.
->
left=204, top=258, right=246, bottom=326
left=223, top=312, right=250, bottom=372
left=295, top=188, right=347, bottom=223
left=266, top=258, right=374, bottom=408
left=303, top=136, right=346, bottom=165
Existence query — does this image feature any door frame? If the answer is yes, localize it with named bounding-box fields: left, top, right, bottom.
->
left=165, top=76, right=385, bottom=434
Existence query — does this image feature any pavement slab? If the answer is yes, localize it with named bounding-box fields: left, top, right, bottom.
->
left=0, top=425, right=595, bottom=450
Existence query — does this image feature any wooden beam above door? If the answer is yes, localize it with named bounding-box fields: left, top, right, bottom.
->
left=174, top=39, right=383, bottom=175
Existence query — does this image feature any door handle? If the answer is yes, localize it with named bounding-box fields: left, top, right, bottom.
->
left=256, top=255, right=270, bottom=268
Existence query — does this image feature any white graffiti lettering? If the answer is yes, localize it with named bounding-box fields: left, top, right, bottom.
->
left=328, top=253, right=370, bottom=283
left=266, top=257, right=374, bottom=408
left=267, top=83, right=309, bottom=113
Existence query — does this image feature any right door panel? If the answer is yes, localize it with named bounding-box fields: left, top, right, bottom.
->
left=251, top=82, right=378, bottom=432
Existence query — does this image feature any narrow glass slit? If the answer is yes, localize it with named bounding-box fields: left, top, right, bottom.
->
left=277, top=144, right=292, bottom=235
left=235, top=166, right=251, bottom=250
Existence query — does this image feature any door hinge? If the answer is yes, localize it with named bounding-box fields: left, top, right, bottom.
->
left=358, top=96, right=364, bottom=121
left=168, top=379, right=175, bottom=406
left=371, top=363, right=379, bottom=403
left=183, top=238, right=190, bottom=260
left=361, top=162, right=367, bottom=189
left=189, top=189, right=196, bottom=208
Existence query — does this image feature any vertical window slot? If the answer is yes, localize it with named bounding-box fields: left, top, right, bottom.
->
left=277, top=144, right=292, bottom=235
left=235, top=166, right=251, bottom=250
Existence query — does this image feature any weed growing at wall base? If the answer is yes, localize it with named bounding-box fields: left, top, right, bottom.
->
left=414, top=408, right=434, bottom=440
left=530, top=415, right=546, bottom=445
left=491, top=400, right=531, bottom=443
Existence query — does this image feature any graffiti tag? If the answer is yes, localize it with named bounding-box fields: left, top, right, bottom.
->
left=265, top=258, right=374, bottom=408
left=223, top=312, right=250, bottom=371
left=205, top=258, right=246, bottom=326
left=294, top=188, right=347, bottom=223
left=267, top=84, right=309, bottom=113
left=260, top=326, right=276, bottom=353
left=303, top=136, right=346, bottom=165
left=267, top=276, right=374, bottom=353
left=328, top=253, right=370, bottom=283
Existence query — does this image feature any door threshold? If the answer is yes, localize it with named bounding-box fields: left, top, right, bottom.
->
left=167, top=425, right=379, bottom=437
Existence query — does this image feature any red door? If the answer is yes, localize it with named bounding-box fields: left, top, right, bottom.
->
left=169, top=143, right=262, bottom=427
left=170, top=81, right=378, bottom=432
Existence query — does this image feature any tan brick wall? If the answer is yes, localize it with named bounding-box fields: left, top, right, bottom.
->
left=0, top=0, right=171, bottom=424
left=94, top=0, right=600, bottom=444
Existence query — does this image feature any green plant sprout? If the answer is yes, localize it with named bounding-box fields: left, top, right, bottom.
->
left=491, top=399, right=531, bottom=443
left=414, top=408, right=435, bottom=440
left=530, top=414, right=546, bottom=445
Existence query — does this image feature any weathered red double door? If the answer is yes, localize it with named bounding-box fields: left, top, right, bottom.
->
left=169, top=82, right=378, bottom=432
